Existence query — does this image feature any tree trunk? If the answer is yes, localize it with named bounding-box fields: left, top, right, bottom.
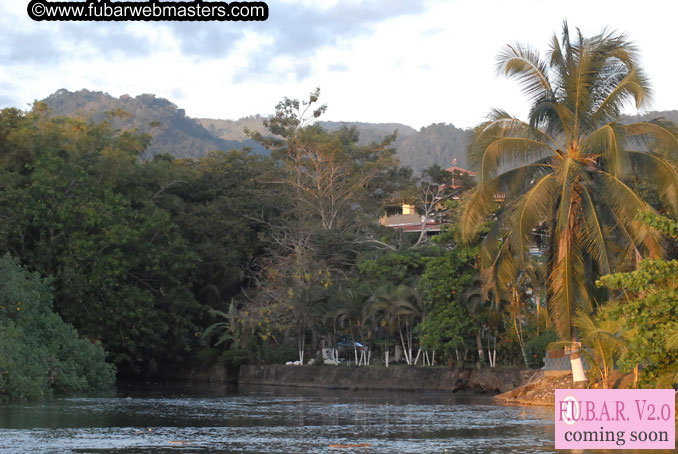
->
left=398, top=324, right=411, bottom=365
left=413, top=347, right=421, bottom=365
left=475, top=332, right=484, bottom=364
left=298, top=325, right=305, bottom=365
left=537, top=295, right=541, bottom=337
left=492, top=335, right=497, bottom=367
left=570, top=348, right=587, bottom=383
left=514, top=317, right=529, bottom=368
left=350, top=324, right=359, bottom=366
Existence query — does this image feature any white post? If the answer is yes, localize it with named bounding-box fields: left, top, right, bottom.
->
left=571, top=350, right=587, bottom=382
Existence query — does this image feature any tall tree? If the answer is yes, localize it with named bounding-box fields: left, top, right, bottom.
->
left=0, top=107, right=202, bottom=376
left=461, top=23, right=678, bottom=382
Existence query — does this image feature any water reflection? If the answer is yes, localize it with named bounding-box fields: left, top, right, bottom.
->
left=0, top=383, right=673, bottom=453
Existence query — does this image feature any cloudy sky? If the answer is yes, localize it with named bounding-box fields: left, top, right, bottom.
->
left=1, top=0, right=677, bottom=129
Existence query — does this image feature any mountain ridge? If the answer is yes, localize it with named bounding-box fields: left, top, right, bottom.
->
left=39, top=89, right=678, bottom=173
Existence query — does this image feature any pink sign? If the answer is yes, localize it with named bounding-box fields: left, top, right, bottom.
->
left=555, top=389, right=675, bottom=449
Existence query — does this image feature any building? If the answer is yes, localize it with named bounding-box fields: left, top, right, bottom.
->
left=379, top=160, right=475, bottom=234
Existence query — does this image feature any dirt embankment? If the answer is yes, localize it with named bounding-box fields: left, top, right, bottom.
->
left=238, top=365, right=533, bottom=394
left=497, top=371, right=678, bottom=420
left=495, top=371, right=570, bottom=406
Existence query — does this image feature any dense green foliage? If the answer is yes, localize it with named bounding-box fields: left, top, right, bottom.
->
left=0, top=254, right=115, bottom=400
left=417, top=244, right=477, bottom=361
left=597, top=212, right=678, bottom=386
left=6, top=61, right=678, bottom=396
left=524, top=331, right=558, bottom=369
left=0, top=106, right=279, bottom=378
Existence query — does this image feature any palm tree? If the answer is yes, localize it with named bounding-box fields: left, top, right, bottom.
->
left=334, top=286, right=372, bottom=366
left=461, top=23, right=678, bottom=382
left=369, top=285, right=422, bottom=366
left=202, top=300, right=240, bottom=348
left=550, top=309, right=627, bottom=388
left=288, top=285, right=326, bottom=364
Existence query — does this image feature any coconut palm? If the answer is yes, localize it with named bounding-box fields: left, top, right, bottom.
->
left=461, top=23, right=678, bottom=382
left=550, top=309, right=627, bottom=388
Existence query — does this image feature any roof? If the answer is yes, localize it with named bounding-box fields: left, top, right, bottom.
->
left=445, top=165, right=477, bottom=176
left=380, top=213, right=441, bottom=232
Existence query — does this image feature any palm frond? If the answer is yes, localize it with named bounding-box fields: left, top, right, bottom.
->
left=498, top=43, right=553, bottom=102
left=509, top=174, right=558, bottom=264
left=476, top=135, right=554, bottom=183
left=548, top=230, right=588, bottom=340
left=624, top=121, right=678, bottom=158
left=581, top=123, right=626, bottom=176
left=579, top=185, right=611, bottom=275
left=554, top=157, right=578, bottom=233
left=666, top=326, right=678, bottom=350
left=595, top=171, right=663, bottom=258
left=460, top=162, right=553, bottom=242
left=627, top=151, right=678, bottom=216
left=591, top=67, right=649, bottom=125
left=459, top=185, right=498, bottom=243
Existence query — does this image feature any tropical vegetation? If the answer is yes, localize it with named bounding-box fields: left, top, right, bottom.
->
left=2, top=23, right=678, bottom=400
left=460, top=22, right=678, bottom=383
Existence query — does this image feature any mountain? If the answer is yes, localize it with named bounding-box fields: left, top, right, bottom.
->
left=202, top=117, right=470, bottom=173
left=197, top=116, right=270, bottom=142
left=41, top=89, right=266, bottom=159
left=40, top=89, right=471, bottom=172
left=397, top=123, right=471, bottom=171
left=623, top=110, right=678, bottom=124
left=42, top=89, right=677, bottom=174
left=320, top=121, right=471, bottom=171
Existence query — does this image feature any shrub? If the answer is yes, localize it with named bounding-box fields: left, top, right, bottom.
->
left=0, top=254, right=116, bottom=400
left=260, top=344, right=297, bottom=364
left=524, top=331, right=558, bottom=369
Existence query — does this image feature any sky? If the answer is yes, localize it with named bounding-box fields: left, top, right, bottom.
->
left=1, top=0, right=678, bottom=129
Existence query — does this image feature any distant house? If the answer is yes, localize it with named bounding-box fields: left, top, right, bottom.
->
left=379, top=203, right=442, bottom=234
left=379, top=161, right=476, bottom=235
left=445, top=164, right=477, bottom=190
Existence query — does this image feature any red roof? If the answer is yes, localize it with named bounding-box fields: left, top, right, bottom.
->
left=445, top=165, right=476, bottom=176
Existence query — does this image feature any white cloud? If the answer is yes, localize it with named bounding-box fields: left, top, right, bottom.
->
left=1, top=0, right=677, bottom=129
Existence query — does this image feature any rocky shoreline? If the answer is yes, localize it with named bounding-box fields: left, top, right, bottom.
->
left=495, top=371, right=570, bottom=406
left=496, top=371, right=678, bottom=421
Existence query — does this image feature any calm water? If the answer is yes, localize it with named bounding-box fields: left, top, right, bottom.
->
left=0, top=383, right=674, bottom=453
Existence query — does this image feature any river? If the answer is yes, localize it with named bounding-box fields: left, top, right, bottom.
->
left=0, top=382, right=674, bottom=453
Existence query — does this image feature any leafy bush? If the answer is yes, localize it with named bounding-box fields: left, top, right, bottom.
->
left=221, top=349, right=250, bottom=368
left=524, top=331, right=558, bottom=369
left=260, top=344, right=297, bottom=364
left=0, top=254, right=116, bottom=400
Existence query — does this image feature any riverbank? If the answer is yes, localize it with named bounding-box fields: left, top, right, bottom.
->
left=495, top=371, right=568, bottom=406
left=238, top=365, right=533, bottom=394
left=496, top=371, right=678, bottom=421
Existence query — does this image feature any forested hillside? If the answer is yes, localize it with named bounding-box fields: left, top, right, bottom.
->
left=41, top=89, right=265, bottom=158
left=43, top=89, right=471, bottom=173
